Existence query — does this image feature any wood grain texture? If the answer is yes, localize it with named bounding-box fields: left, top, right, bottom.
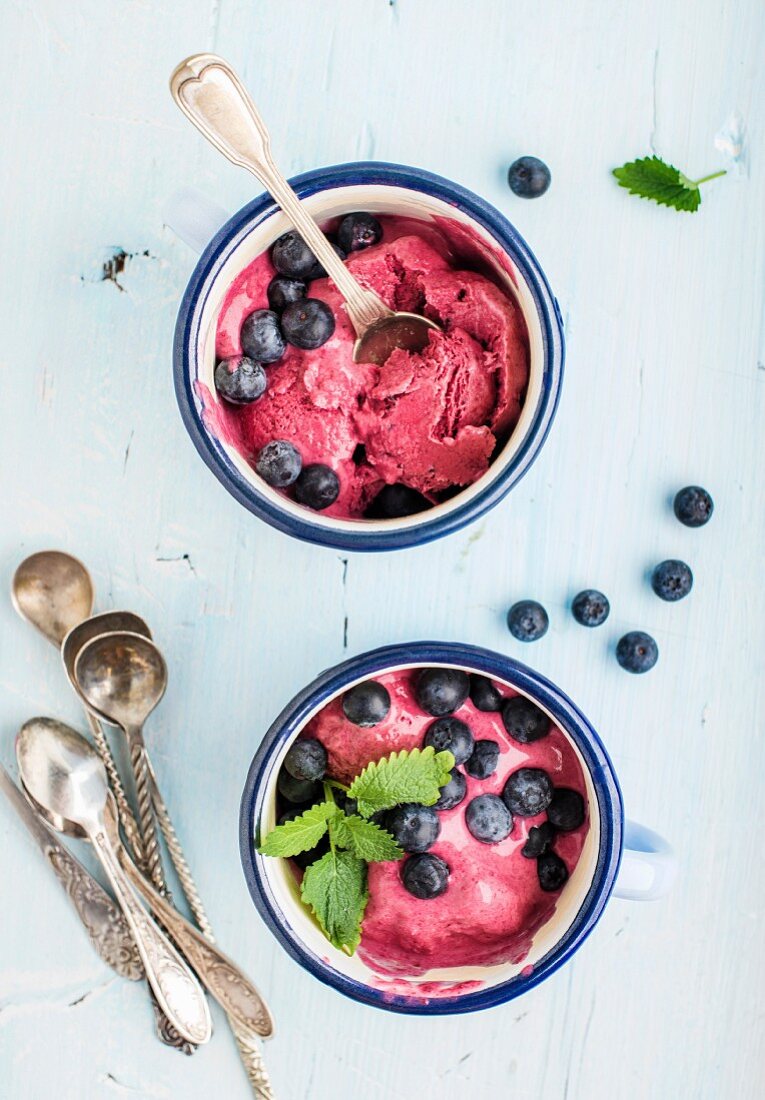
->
left=1, top=1, right=763, bottom=1097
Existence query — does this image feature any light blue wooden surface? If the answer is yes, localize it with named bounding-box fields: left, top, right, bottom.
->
left=1, top=2, right=764, bottom=1097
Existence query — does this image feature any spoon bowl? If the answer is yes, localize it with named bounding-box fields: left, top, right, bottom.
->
left=12, top=551, right=94, bottom=646
left=74, top=631, right=167, bottom=730
left=62, top=612, right=152, bottom=691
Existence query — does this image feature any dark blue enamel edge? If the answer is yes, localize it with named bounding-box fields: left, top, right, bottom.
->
left=174, top=162, right=565, bottom=552
left=239, top=642, right=623, bottom=1016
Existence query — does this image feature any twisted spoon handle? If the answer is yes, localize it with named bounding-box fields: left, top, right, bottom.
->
left=170, top=53, right=391, bottom=336
left=126, top=730, right=166, bottom=894
left=84, top=709, right=144, bottom=865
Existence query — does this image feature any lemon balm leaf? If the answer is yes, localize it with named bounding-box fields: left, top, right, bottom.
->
left=300, top=848, right=368, bottom=955
left=348, top=747, right=455, bottom=818
left=613, top=155, right=725, bottom=212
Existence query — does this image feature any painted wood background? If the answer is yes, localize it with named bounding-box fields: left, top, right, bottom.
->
left=1, top=1, right=763, bottom=1097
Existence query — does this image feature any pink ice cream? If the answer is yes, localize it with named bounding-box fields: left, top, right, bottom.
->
left=301, top=670, right=589, bottom=974
left=213, top=217, right=529, bottom=518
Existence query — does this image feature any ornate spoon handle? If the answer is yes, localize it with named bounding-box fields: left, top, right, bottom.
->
left=84, top=709, right=144, bottom=865
left=124, top=728, right=166, bottom=894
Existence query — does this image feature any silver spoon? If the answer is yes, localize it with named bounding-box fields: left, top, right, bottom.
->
left=73, top=631, right=167, bottom=894
left=16, top=717, right=212, bottom=1046
left=170, top=53, right=440, bottom=366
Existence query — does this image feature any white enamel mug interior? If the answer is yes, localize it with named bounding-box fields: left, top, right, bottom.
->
left=169, top=165, right=564, bottom=551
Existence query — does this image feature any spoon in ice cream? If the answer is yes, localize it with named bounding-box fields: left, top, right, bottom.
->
left=170, top=53, right=440, bottom=365
left=16, top=717, right=212, bottom=1047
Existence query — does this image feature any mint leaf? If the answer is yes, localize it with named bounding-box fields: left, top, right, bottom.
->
left=300, top=848, right=368, bottom=955
left=257, top=801, right=338, bottom=857
left=612, top=155, right=725, bottom=212
left=348, top=747, right=455, bottom=818
left=331, top=814, right=403, bottom=861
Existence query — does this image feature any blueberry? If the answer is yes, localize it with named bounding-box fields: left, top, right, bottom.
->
left=616, top=631, right=659, bottom=673
left=400, top=853, right=450, bottom=899
left=267, top=275, right=307, bottom=314
left=651, top=560, right=693, bottom=602
left=507, top=600, right=549, bottom=642
left=465, top=794, right=513, bottom=844
left=277, top=769, right=322, bottom=804
left=294, top=464, right=340, bottom=510
left=502, top=768, right=554, bottom=817
left=546, top=788, right=585, bottom=832
left=364, top=484, right=430, bottom=519
left=674, top=485, right=713, bottom=528
left=415, top=668, right=470, bottom=717
left=337, top=212, right=383, bottom=253
left=281, top=298, right=335, bottom=351
left=501, top=696, right=551, bottom=744
left=271, top=231, right=335, bottom=280
left=255, top=440, right=302, bottom=488
left=521, top=822, right=557, bottom=859
left=571, top=589, right=610, bottom=628
left=333, top=790, right=359, bottom=817
left=537, top=852, right=569, bottom=892
left=214, top=356, right=267, bottom=405
left=342, top=680, right=391, bottom=727
left=423, top=717, right=474, bottom=765
left=283, top=738, right=327, bottom=782
left=434, top=768, right=467, bottom=810
left=465, top=740, right=500, bottom=779
left=240, top=309, right=286, bottom=364
left=385, top=804, right=440, bottom=853
left=508, top=156, right=551, bottom=198
left=469, top=674, right=503, bottom=712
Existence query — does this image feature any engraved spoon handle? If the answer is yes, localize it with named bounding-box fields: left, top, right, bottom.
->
left=0, top=765, right=143, bottom=981
left=170, top=53, right=391, bottom=334
left=92, top=820, right=211, bottom=1045
left=232, top=1022, right=275, bottom=1099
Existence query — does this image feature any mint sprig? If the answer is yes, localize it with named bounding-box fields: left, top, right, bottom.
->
left=613, top=155, right=725, bottom=212
left=257, top=745, right=454, bottom=954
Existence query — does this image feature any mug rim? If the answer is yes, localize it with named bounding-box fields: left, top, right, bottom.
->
left=239, top=641, right=624, bottom=1015
left=174, top=161, right=565, bottom=552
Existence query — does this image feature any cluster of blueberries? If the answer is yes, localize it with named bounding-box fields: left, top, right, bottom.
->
left=276, top=668, right=585, bottom=903
left=504, top=485, right=714, bottom=673
left=213, top=212, right=383, bottom=512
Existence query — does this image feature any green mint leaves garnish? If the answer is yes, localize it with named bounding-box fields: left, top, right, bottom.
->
left=348, top=746, right=454, bottom=818
left=301, top=848, right=368, bottom=955
left=257, top=746, right=455, bottom=954
left=613, top=155, right=726, bottom=213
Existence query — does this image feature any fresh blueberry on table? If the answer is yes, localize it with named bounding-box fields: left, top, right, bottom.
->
left=337, top=212, right=383, bottom=253
left=385, top=804, right=440, bottom=853
left=294, top=464, right=340, bottom=510
left=465, top=739, right=500, bottom=779
left=546, top=788, right=586, bottom=832
left=674, top=485, right=714, bottom=527
left=283, top=738, right=327, bottom=782
left=415, top=668, right=470, bottom=717
left=423, top=716, right=474, bottom=765
left=277, top=769, right=322, bottom=805
left=465, top=794, right=513, bottom=844
left=537, top=851, right=569, bottom=892
left=507, top=156, right=552, bottom=198
left=571, top=589, right=610, bottom=627
left=400, top=853, right=450, bottom=899
left=502, top=767, right=554, bottom=817
left=434, top=767, right=467, bottom=810
left=281, top=298, right=336, bottom=350
left=521, top=821, right=557, bottom=859
left=507, top=599, right=549, bottom=642
left=255, top=440, right=303, bottom=488
left=616, top=631, right=659, bottom=673
left=651, top=559, right=693, bottom=602
left=267, top=275, right=307, bottom=314
left=501, top=696, right=552, bottom=744
left=213, top=356, right=267, bottom=405
left=364, top=483, right=430, bottom=519
left=468, top=674, right=504, bottom=712
left=240, top=309, right=286, bottom=364
left=342, top=679, right=391, bottom=727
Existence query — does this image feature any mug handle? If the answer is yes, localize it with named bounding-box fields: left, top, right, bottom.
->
left=612, top=820, right=677, bottom=901
left=163, top=186, right=230, bottom=254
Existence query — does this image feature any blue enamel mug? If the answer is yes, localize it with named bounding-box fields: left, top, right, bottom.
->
left=169, top=162, right=565, bottom=551
left=239, top=642, right=676, bottom=1015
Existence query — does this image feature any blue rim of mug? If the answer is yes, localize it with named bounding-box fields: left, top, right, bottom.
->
left=174, top=162, right=565, bottom=552
left=239, top=642, right=623, bottom=1015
